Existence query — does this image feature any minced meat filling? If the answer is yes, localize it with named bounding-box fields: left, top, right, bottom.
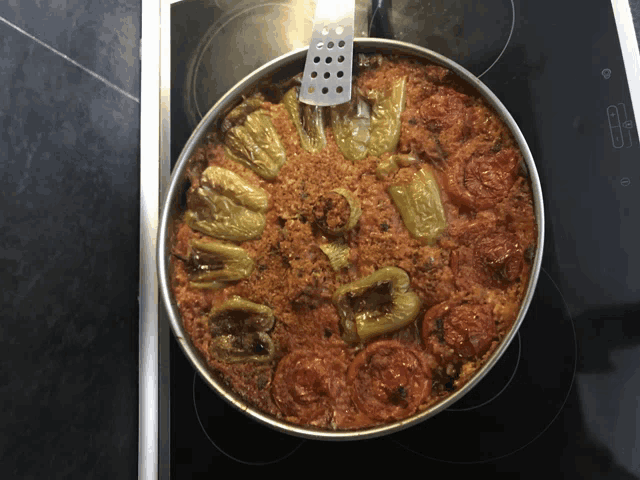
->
left=169, top=57, right=537, bottom=430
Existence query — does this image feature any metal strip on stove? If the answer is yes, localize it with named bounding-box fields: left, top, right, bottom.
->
left=138, top=0, right=160, bottom=474
left=139, top=0, right=172, bottom=478
left=159, top=0, right=173, bottom=477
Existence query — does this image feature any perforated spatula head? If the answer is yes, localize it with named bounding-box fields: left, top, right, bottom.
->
left=299, top=0, right=355, bottom=106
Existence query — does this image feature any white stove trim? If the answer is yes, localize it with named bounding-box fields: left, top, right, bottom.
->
left=139, top=0, right=173, bottom=477
left=612, top=0, right=640, bottom=138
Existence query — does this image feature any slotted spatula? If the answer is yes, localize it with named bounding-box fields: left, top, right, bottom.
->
left=299, top=0, right=355, bottom=106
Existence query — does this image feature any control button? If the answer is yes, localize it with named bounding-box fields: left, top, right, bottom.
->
left=620, top=177, right=631, bottom=187
left=607, top=105, right=624, bottom=148
left=608, top=105, right=621, bottom=127
left=617, top=103, right=634, bottom=147
left=602, top=68, right=611, bottom=79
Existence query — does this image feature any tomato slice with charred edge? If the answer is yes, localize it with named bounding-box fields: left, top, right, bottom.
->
left=347, top=340, right=431, bottom=422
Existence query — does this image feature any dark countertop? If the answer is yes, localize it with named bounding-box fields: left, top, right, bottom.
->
left=0, top=2, right=140, bottom=479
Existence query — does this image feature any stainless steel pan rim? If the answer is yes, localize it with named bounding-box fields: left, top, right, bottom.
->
left=157, top=38, right=545, bottom=441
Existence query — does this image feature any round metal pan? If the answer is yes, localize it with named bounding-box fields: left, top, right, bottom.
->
left=157, top=38, right=545, bottom=440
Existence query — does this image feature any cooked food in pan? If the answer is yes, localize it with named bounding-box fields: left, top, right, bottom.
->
left=169, top=56, right=537, bottom=430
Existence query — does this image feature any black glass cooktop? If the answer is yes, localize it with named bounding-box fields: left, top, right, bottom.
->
left=168, top=0, right=640, bottom=477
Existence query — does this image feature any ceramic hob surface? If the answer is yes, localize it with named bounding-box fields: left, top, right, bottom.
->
left=164, top=1, right=640, bottom=477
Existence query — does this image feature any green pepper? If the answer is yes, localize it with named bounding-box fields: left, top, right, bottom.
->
left=283, top=87, right=327, bottom=153
left=389, top=167, right=447, bottom=245
left=224, top=110, right=287, bottom=180
left=210, top=332, right=275, bottom=364
left=184, top=166, right=268, bottom=242
left=376, top=153, right=418, bottom=179
left=330, top=79, right=406, bottom=161
left=366, top=77, right=407, bottom=157
left=332, top=267, right=421, bottom=343
left=319, top=241, right=350, bottom=271
left=330, top=91, right=371, bottom=162
left=201, top=165, right=268, bottom=212
left=312, top=188, right=361, bottom=236
left=209, top=296, right=275, bottom=335
left=181, top=238, right=254, bottom=289
left=223, top=95, right=265, bottom=129
left=209, top=296, right=276, bottom=363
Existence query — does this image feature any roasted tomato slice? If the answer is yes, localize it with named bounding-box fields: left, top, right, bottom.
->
left=444, top=146, right=519, bottom=210
left=475, top=232, right=524, bottom=284
left=272, top=349, right=348, bottom=426
left=422, top=300, right=498, bottom=365
left=450, top=230, right=524, bottom=289
left=347, top=340, right=431, bottom=422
